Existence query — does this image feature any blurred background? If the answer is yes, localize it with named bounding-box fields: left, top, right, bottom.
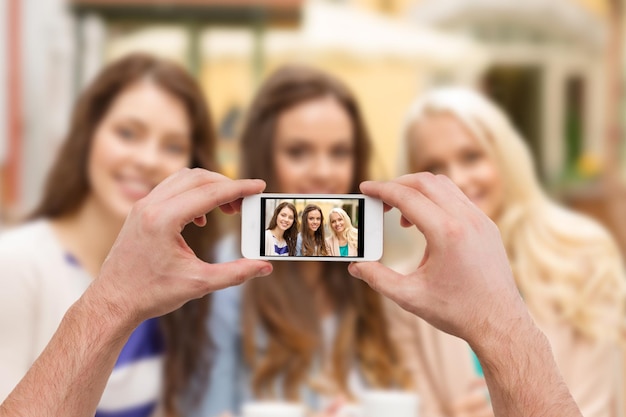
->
left=1, top=0, right=625, bottom=254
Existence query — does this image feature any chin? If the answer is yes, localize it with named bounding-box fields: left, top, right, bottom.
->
left=109, top=200, right=135, bottom=220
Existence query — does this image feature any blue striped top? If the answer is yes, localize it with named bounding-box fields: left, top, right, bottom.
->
left=96, top=317, right=165, bottom=417
left=65, top=253, right=165, bottom=417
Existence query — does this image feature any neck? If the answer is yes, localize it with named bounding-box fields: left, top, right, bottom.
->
left=271, top=227, right=284, bottom=240
left=51, top=197, right=125, bottom=278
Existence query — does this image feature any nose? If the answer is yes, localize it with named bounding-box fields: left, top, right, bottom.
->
left=446, top=164, right=471, bottom=194
left=132, top=139, right=161, bottom=171
left=308, top=153, right=334, bottom=186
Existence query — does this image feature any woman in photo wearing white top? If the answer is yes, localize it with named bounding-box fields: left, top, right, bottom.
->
left=264, top=202, right=298, bottom=256
left=326, top=208, right=358, bottom=257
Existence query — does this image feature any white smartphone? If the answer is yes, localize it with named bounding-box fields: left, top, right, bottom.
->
left=241, top=193, right=383, bottom=261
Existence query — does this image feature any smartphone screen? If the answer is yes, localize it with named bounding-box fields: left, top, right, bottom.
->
left=260, top=196, right=365, bottom=258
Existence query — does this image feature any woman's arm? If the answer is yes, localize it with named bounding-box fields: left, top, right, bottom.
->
left=296, top=233, right=303, bottom=256
left=265, top=230, right=274, bottom=256
left=0, top=245, right=38, bottom=402
left=384, top=301, right=448, bottom=417
left=539, top=317, right=623, bottom=417
left=193, top=286, right=243, bottom=417
left=326, top=236, right=337, bottom=256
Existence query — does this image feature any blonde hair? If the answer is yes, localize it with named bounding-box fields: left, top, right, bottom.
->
left=403, top=87, right=625, bottom=341
left=329, top=207, right=359, bottom=250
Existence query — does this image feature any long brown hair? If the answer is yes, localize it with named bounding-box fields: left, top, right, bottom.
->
left=267, top=201, right=299, bottom=256
left=30, top=53, right=217, bottom=416
left=240, top=65, right=409, bottom=400
left=301, top=204, right=328, bottom=256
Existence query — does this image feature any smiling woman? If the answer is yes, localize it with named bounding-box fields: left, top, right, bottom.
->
left=86, top=77, right=193, bottom=219
left=198, top=65, right=410, bottom=417
left=265, top=201, right=298, bottom=256
left=390, top=87, right=626, bottom=417
left=0, top=53, right=219, bottom=417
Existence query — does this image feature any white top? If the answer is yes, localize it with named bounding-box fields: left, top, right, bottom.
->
left=0, top=220, right=164, bottom=416
left=264, top=229, right=289, bottom=256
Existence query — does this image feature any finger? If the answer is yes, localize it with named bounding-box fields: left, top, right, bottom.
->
left=418, top=246, right=430, bottom=268
left=193, top=215, right=207, bottom=227
left=160, top=179, right=266, bottom=230
left=360, top=180, right=445, bottom=238
left=393, top=173, right=473, bottom=214
left=146, top=168, right=233, bottom=203
left=219, top=199, right=243, bottom=215
left=400, top=215, right=413, bottom=227
left=196, top=259, right=272, bottom=292
left=348, top=262, right=418, bottom=311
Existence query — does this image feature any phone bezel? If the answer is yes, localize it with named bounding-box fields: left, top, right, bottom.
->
left=241, top=193, right=383, bottom=261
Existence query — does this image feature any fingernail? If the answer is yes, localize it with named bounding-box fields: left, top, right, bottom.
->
left=259, top=265, right=272, bottom=276
left=348, top=263, right=360, bottom=278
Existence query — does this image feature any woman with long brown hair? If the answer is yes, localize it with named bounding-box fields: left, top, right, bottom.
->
left=296, top=204, right=329, bottom=256
left=0, top=53, right=219, bottom=417
left=265, top=202, right=299, bottom=256
left=199, top=65, right=409, bottom=417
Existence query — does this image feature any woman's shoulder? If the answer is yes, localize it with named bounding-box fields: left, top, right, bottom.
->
left=0, top=220, right=56, bottom=259
left=0, top=219, right=64, bottom=294
left=547, top=204, right=621, bottom=258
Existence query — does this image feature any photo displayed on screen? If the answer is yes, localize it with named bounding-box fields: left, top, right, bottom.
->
left=261, top=197, right=365, bottom=257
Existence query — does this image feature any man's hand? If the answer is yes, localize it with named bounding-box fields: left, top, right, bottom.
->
left=0, top=168, right=274, bottom=417
left=348, top=173, right=525, bottom=346
left=85, top=168, right=273, bottom=329
left=349, top=173, right=582, bottom=417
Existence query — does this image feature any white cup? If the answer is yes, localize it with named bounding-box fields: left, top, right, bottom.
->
left=361, top=390, right=419, bottom=417
left=241, top=401, right=307, bottom=417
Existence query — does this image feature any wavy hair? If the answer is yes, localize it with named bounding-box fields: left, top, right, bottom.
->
left=329, top=207, right=359, bottom=251
left=240, top=65, right=410, bottom=400
left=300, top=204, right=329, bottom=256
left=30, top=53, right=217, bottom=415
left=267, top=202, right=299, bottom=256
left=403, top=87, right=626, bottom=341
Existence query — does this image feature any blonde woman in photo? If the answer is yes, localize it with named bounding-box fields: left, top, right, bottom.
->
left=389, top=87, right=626, bottom=417
left=326, top=208, right=359, bottom=257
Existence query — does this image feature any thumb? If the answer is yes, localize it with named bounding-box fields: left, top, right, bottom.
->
left=348, top=262, right=407, bottom=303
left=197, top=259, right=272, bottom=293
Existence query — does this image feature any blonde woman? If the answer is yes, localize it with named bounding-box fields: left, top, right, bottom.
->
left=326, top=208, right=359, bottom=257
left=389, top=87, right=625, bottom=417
